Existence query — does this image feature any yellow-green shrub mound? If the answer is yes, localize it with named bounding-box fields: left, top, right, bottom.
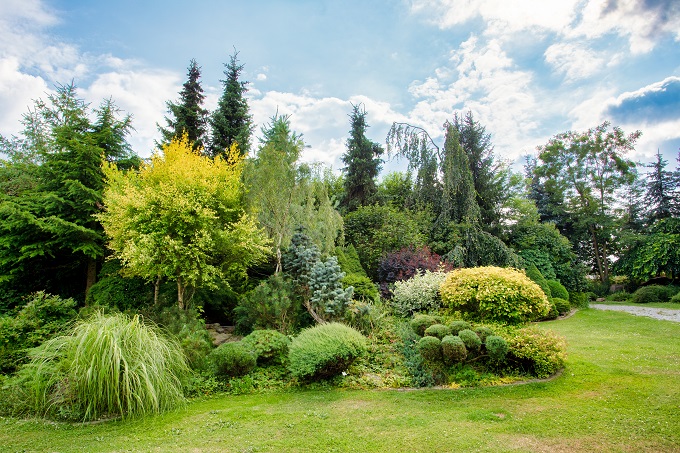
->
left=440, top=266, right=550, bottom=325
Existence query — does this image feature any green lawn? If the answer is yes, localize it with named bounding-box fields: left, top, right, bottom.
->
left=596, top=299, right=680, bottom=310
left=2, top=308, right=679, bottom=452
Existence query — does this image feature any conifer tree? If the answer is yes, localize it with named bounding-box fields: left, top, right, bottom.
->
left=439, top=123, right=480, bottom=226
left=645, top=150, right=674, bottom=224
left=208, top=50, right=253, bottom=160
left=157, top=59, right=208, bottom=151
left=341, top=104, right=384, bottom=212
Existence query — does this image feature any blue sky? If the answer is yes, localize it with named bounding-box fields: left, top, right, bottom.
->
left=1, top=0, right=679, bottom=173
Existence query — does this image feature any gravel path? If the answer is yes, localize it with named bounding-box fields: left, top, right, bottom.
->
left=591, top=304, right=680, bottom=323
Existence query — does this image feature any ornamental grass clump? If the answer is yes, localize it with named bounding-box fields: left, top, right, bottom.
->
left=12, top=312, right=189, bottom=421
left=440, top=266, right=550, bottom=325
left=288, top=323, right=367, bottom=381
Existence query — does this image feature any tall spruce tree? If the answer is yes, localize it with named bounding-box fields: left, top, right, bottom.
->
left=208, top=50, right=253, bottom=160
left=0, top=84, right=134, bottom=305
left=341, top=104, right=384, bottom=212
left=157, top=59, right=208, bottom=151
left=439, top=123, right=480, bottom=226
left=453, top=111, right=503, bottom=233
left=645, top=150, right=674, bottom=224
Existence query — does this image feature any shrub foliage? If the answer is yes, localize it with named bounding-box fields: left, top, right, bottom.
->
left=440, top=266, right=550, bottom=324
left=288, top=323, right=367, bottom=380
left=390, top=270, right=448, bottom=316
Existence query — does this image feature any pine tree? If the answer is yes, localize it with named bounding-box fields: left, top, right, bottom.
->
left=341, top=104, right=384, bottom=212
left=645, top=150, right=674, bottom=224
left=208, top=50, right=253, bottom=160
left=157, top=59, right=208, bottom=151
left=439, top=123, right=480, bottom=225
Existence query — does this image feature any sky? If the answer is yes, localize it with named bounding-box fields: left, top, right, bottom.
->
left=1, top=0, right=679, bottom=174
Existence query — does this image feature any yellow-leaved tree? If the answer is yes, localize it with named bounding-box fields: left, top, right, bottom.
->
left=98, top=135, right=271, bottom=309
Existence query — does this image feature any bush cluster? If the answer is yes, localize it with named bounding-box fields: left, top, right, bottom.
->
left=234, top=274, right=301, bottom=335
left=506, top=327, right=567, bottom=378
left=424, top=323, right=451, bottom=339
left=0, top=292, right=77, bottom=373
left=208, top=342, right=257, bottom=379
left=410, top=314, right=441, bottom=336
left=440, top=267, right=551, bottom=324
left=546, top=280, right=569, bottom=301
left=241, top=329, right=290, bottom=365
left=390, top=270, right=448, bottom=316
left=288, top=323, right=367, bottom=381
left=631, top=285, right=679, bottom=304
left=377, top=246, right=451, bottom=298
left=552, top=298, right=571, bottom=315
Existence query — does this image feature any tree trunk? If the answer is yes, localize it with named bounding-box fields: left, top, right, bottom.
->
left=85, top=258, right=97, bottom=301
left=154, top=275, right=161, bottom=306
left=588, top=224, right=605, bottom=282
left=177, top=276, right=185, bottom=310
left=303, top=299, right=326, bottom=324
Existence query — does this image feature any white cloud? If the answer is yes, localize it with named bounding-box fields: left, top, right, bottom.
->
left=406, top=36, right=541, bottom=160
left=82, top=68, right=182, bottom=157
left=544, top=42, right=606, bottom=82
left=0, top=57, right=49, bottom=136
left=247, top=90, right=404, bottom=169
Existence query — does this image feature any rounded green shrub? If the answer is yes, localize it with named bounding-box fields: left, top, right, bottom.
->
left=631, top=285, right=678, bottom=304
left=542, top=302, right=559, bottom=320
left=342, top=273, right=379, bottom=303
left=390, top=270, right=448, bottom=316
left=546, top=280, right=569, bottom=301
left=506, top=327, right=566, bottom=378
left=209, top=342, right=257, bottom=379
left=424, top=323, right=451, bottom=339
left=485, top=335, right=508, bottom=362
left=525, top=265, right=552, bottom=299
left=473, top=326, right=494, bottom=343
left=241, top=329, right=291, bottom=365
left=417, top=336, right=442, bottom=362
left=569, top=292, right=589, bottom=309
left=671, top=292, right=680, bottom=303
left=448, top=320, right=471, bottom=335
left=458, top=329, right=482, bottom=353
left=288, top=323, right=367, bottom=380
left=441, top=335, right=467, bottom=364
left=440, top=267, right=551, bottom=324
left=410, top=314, right=440, bottom=336
left=605, top=291, right=631, bottom=302
left=12, top=312, right=189, bottom=421
left=553, top=298, right=570, bottom=315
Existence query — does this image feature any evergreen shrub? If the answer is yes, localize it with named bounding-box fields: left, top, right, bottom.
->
left=410, top=314, right=441, bottom=336
left=631, top=285, right=678, bottom=304
left=0, top=292, right=77, bottom=373
left=485, top=335, right=508, bottom=363
left=473, top=326, right=494, bottom=343
left=448, top=320, right=471, bottom=335
left=440, top=267, right=551, bottom=324
left=671, top=292, right=680, bottom=303
left=441, top=335, right=467, bottom=364
left=525, top=265, right=552, bottom=299
left=424, top=323, right=451, bottom=339
left=342, top=274, right=379, bottom=303
left=390, top=270, right=448, bottom=316
left=458, top=329, right=482, bottom=353
left=209, top=342, right=256, bottom=379
left=553, top=298, right=570, bottom=315
left=241, top=329, right=290, bottom=365
left=288, top=323, right=366, bottom=380
left=569, top=292, right=589, bottom=309
left=234, top=274, right=300, bottom=334
left=152, top=306, right=214, bottom=371
left=546, top=280, right=569, bottom=301
left=417, top=336, right=442, bottom=362
left=506, top=327, right=566, bottom=378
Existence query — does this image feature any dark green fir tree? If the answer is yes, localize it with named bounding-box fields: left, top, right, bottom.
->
left=157, top=59, right=209, bottom=151
left=208, top=50, right=253, bottom=160
left=341, top=104, right=384, bottom=212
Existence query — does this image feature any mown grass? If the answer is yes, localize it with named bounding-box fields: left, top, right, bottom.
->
left=1, top=308, right=679, bottom=452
